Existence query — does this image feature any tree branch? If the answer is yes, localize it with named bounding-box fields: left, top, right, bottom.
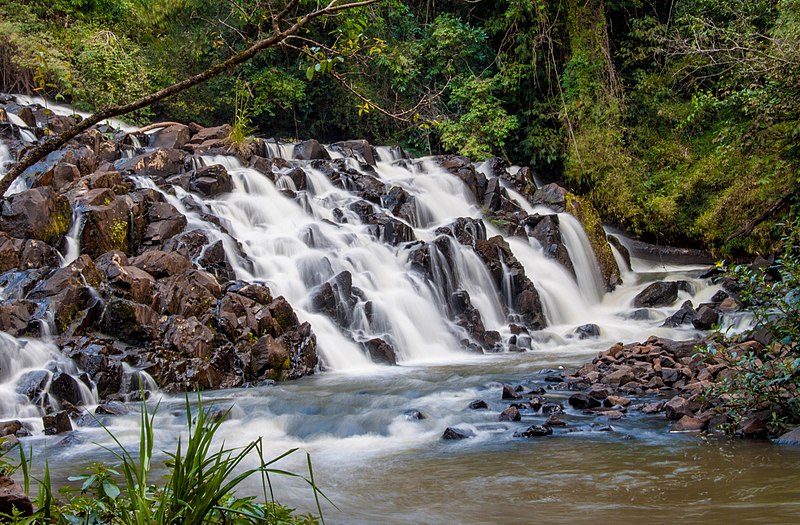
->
left=0, top=0, right=381, bottom=197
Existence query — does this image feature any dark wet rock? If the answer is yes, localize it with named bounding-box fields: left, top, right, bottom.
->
left=473, top=235, right=546, bottom=329
left=568, top=392, right=601, bottom=409
left=143, top=201, right=187, bottom=246
left=158, top=269, right=222, bottom=318
left=545, top=416, right=567, bottom=427
left=738, top=418, right=769, bottom=439
left=524, top=214, right=574, bottom=275
left=331, top=139, right=377, bottom=165
left=293, top=139, right=330, bottom=160
left=502, top=384, right=521, bottom=400
left=516, top=425, right=553, bottom=438
left=43, top=410, right=72, bottom=435
left=95, top=401, right=130, bottom=416
left=190, top=164, right=233, bottom=197
left=15, top=370, right=49, bottom=405
left=624, top=238, right=714, bottom=265
left=161, top=315, right=217, bottom=359
left=575, top=323, right=600, bottom=339
left=0, top=475, right=34, bottom=518
left=450, top=290, right=493, bottom=351
left=604, top=395, right=631, bottom=408
left=436, top=156, right=488, bottom=203
left=633, top=282, right=679, bottom=308
left=0, top=300, right=36, bottom=336
left=531, top=183, right=568, bottom=212
left=442, top=427, right=475, bottom=440
left=129, top=249, right=192, bottom=278
left=468, top=400, right=489, bottom=410
left=50, top=372, right=85, bottom=406
left=541, top=403, right=564, bottom=415
left=663, top=300, right=696, bottom=327
left=100, top=297, right=159, bottom=344
left=197, top=240, right=235, bottom=284
left=1, top=186, right=71, bottom=243
left=364, top=337, right=398, bottom=365
left=774, top=427, right=800, bottom=446
left=499, top=406, right=522, bottom=422
left=400, top=409, right=425, bottom=421
left=692, top=305, right=719, bottom=330
left=435, top=218, right=487, bottom=247
left=79, top=193, right=136, bottom=257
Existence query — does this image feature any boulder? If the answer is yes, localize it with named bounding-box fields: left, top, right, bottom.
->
left=129, top=250, right=191, bottom=278
left=468, top=400, right=489, bottom=410
left=575, top=323, right=600, bottom=339
left=670, top=415, right=706, bottom=432
left=739, top=418, right=768, bottom=439
left=293, top=139, right=330, bottom=160
left=663, top=300, right=696, bottom=327
left=364, top=337, right=398, bottom=365
left=568, top=392, right=601, bottom=409
left=0, top=186, right=71, bottom=242
left=49, top=373, right=85, bottom=406
left=0, top=475, right=33, bottom=518
left=633, top=282, right=679, bottom=308
left=148, top=124, right=190, bottom=150
left=774, top=427, right=800, bottom=446
left=442, top=427, right=475, bottom=440
left=190, top=164, right=233, bottom=197
left=331, top=139, right=377, bottom=165
left=516, top=425, right=553, bottom=438
left=158, top=269, right=222, bottom=318
left=524, top=214, right=574, bottom=275
left=692, top=305, right=719, bottom=330
left=499, top=406, right=522, bottom=422
left=43, top=410, right=72, bottom=435
left=0, top=421, right=22, bottom=437
left=663, top=396, right=693, bottom=420
left=502, top=384, right=521, bottom=400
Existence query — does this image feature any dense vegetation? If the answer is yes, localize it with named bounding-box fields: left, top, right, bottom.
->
left=1, top=0, right=798, bottom=254
left=0, top=398, right=323, bottom=523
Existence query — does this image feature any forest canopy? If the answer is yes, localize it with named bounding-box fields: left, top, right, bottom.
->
left=1, top=0, right=797, bottom=255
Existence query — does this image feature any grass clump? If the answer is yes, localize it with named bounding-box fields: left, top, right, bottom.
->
left=1, top=396, right=325, bottom=524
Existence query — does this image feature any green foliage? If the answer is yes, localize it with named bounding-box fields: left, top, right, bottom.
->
left=698, top=217, right=800, bottom=428
left=0, top=396, right=325, bottom=524
left=439, top=76, right=519, bottom=160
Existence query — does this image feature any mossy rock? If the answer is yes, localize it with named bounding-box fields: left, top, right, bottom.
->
left=565, top=192, right=622, bottom=290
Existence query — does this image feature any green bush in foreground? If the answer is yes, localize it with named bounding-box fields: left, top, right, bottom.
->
left=698, top=216, right=800, bottom=432
left=1, top=397, right=324, bottom=524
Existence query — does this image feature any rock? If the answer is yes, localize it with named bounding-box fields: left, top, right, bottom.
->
left=663, top=300, right=696, bottom=327
left=148, top=123, right=190, bottom=150
left=50, top=373, right=85, bottom=406
left=468, top=400, right=489, bottom=410
left=499, top=406, right=522, bottom=422
left=602, top=366, right=634, bottom=387
left=502, top=384, right=521, bottom=400
left=43, top=410, right=73, bottom=435
left=663, top=396, right=693, bottom=420
left=293, top=139, right=330, bottom=160
left=774, top=427, right=800, bottom=446
left=442, top=427, right=475, bottom=440
left=531, top=183, right=568, bottom=211
left=0, top=475, right=33, bottom=518
left=144, top=201, right=187, bottom=245
left=545, top=416, right=567, bottom=427
left=364, top=337, right=398, bottom=365
left=604, top=395, right=631, bottom=408
left=0, top=421, right=22, bottom=437
left=575, top=323, right=600, bottom=339
left=739, top=418, right=768, bottom=439
left=95, top=401, right=130, bottom=416
left=633, top=282, right=679, bottom=308
left=568, top=392, right=601, bottom=409
left=524, top=214, right=574, bottom=275
left=671, top=415, right=706, bottom=432
left=159, top=269, right=222, bottom=318
left=129, top=250, right=191, bottom=278
left=541, top=403, right=564, bottom=415
left=604, top=410, right=625, bottom=420
left=641, top=402, right=664, bottom=414
left=120, top=148, right=187, bottom=178
left=692, top=305, right=719, bottom=330
left=331, top=139, right=377, bottom=165
left=1, top=187, right=71, bottom=243
left=190, top=164, right=233, bottom=197
left=404, top=409, right=426, bottom=421
left=516, top=425, right=553, bottom=438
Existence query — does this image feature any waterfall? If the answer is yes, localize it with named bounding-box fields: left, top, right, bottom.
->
left=60, top=204, right=87, bottom=267
left=557, top=213, right=605, bottom=303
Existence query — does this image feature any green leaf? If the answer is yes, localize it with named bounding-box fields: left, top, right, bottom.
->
left=306, top=66, right=314, bottom=81
left=102, top=480, right=121, bottom=499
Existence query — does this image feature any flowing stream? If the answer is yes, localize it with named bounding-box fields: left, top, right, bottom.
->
left=3, top=142, right=800, bottom=523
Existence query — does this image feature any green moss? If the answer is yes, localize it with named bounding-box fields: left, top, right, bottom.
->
left=109, top=218, right=128, bottom=251
left=39, top=199, right=72, bottom=242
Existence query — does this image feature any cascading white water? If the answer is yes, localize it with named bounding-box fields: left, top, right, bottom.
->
left=0, top=332, right=98, bottom=423
left=60, top=205, right=87, bottom=267
left=557, top=212, right=605, bottom=303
